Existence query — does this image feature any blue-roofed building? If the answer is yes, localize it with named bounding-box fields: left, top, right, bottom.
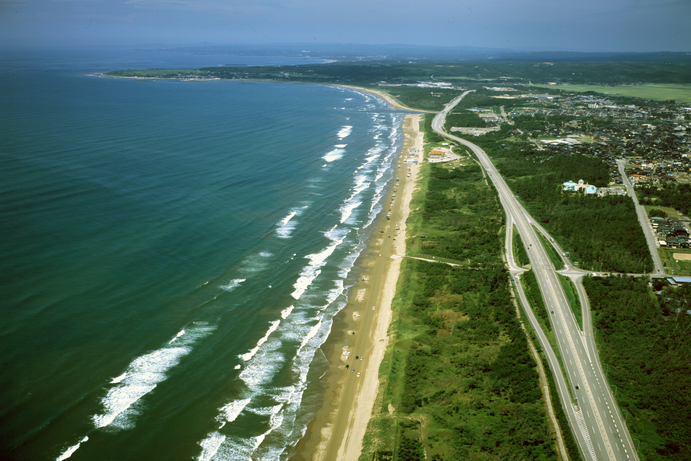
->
left=563, top=179, right=599, bottom=195
left=672, top=276, right=691, bottom=284
left=563, top=180, right=577, bottom=191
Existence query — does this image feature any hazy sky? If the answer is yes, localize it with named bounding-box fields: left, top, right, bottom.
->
left=2, top=0, right=690, bottom=52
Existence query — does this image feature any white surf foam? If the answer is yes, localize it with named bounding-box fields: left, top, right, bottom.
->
left=296, top=318, right=322, bottom=359
left=276, top=207, right=307, bottom=239
left=92, top=348, right=186, bottom=429
left=322, top=147, right=345, bottom=163
left=220, top=279, right=245, bottom=292
left=109, top=373, right=127, bottom=384
left=55, top=436, right=88, bottom=461
left=239, top=347, right=284, bottom=388
left=290, top=231, right=348, bottom=300
left=337, top=125, right=352, bottom=139
left=197, top=431, right=225, bottom=461
left=339, top=200, right=361, bottom=224
left=92, top=323, right=213, bottom=430
left=169, top=329, right=185, bottom=344
left=216, top=397, right=252, bottom=428
left=238, top=320, right=281, bottom=361
left=280, top=305, right=294, bottom=319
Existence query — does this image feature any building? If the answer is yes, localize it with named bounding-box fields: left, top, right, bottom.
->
left=563, top=179, right=599, bottom=194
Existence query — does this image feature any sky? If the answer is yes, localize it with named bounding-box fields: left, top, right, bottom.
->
left=1, top=0, right=690, bottom=52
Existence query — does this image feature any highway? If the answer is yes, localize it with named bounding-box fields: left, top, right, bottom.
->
left=432, top=94, right=639, bottom=461
left=617, top=159, right=666, bottom=275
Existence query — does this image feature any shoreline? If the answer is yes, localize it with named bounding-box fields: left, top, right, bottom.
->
left=333, top=85, right=433, bottom=113
left=290, top=113, right=424, bottom=461
left=101, top=72, right=431, bottom=113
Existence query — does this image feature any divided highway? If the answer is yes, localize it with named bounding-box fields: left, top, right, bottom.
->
left=432, top=94, right=639, bottom=461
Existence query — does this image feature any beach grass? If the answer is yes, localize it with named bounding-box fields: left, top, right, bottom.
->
left=360, top=156, right=558, bottom=460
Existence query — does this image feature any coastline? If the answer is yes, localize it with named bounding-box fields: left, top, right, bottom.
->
left=291, top=113, right=424, bottom=461
left=334, top=84, right=432, bottom=113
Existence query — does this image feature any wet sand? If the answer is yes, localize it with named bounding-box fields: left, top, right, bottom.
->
left=290, top=113, right=424, bottom=461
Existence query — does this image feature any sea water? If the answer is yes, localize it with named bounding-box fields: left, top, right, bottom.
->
left=0, top=47, right=404, bottom=460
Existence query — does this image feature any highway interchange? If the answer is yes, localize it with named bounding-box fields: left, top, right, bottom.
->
left=431, top=93, right=640, bottom=461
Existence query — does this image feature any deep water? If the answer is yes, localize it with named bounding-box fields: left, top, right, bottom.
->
left=0, top=47, right=404, bottom=461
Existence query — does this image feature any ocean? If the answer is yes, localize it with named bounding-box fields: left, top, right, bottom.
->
left=0, top=47, right=404, bottom=460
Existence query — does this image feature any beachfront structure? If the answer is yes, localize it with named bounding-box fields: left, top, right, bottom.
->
left=563, top=179, right=599, bottom=194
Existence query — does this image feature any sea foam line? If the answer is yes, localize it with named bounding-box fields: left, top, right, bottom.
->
left=290, top=230, right=348, bottom=300
left=55, top=324, right=214, bottom=460
left=55, top=436, right=88, bottom=461
left=276, top=206, right=307, bottom=239
left=238, top=319, right=281, bottom=362
left=217, top=398, right=252, bottom=429
left=337, top=125, right=352, bottom=139
left=220, top=279, right=245, bottom=292
left=93, top=323, right=214, bottom=429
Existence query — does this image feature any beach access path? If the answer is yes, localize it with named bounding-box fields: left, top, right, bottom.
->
left=290, top=114, right=423, bottom=461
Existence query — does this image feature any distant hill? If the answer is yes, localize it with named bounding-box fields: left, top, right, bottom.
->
left=159, top=43, right=691, bottom=63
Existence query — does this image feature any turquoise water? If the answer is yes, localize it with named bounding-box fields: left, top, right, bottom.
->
left=0, top=48, right=404, bottom=460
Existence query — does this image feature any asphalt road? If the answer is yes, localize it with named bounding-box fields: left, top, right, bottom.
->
left=432, top=94, right=639, bottom=461
left=617, top=159, right=666, bottom=275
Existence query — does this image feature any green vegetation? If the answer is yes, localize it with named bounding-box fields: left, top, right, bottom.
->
left=375, top=87, right=466, bottom=112
left=647, top=208, right=668, bottom=219
left=531, top=83, right=691, bottom=105
left=477, top=137, right=652, bottom=273
left=513, top=225, right=529, bottom=268
left=361, top=162, right=558, bottom=461
left=110, top=61, right=691, bottom=85
left=584, top=276, right=691, bottom=461
left=443, top=111, right=486, bottom=130
left=557, top=275, right=582, bottom=329
left=644, top=205, right=679, bottom=220
left=535, top=230, right=565, bottom=271
left=638, top=183, right=691, bottom=216
left=659, top=248, right=691, bottom=276
left=518, top=299, right=583, bottom=461
left=521, top=270, right=551, bottom=333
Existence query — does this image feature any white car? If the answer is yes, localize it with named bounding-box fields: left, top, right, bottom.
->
left=357, top=373, right=360, bottom=377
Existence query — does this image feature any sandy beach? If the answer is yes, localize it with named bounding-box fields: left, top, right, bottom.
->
left=335, top=85, right=432, bottom=113
left=290, top=113, right=424, bottom=461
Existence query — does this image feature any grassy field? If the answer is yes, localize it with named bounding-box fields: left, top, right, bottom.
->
left=659, top=248, right=691, bottom=276
left=643, top=205, right=681, bottom=220
left=531, top=83, right=691, bottom=104
left=558, top=275, right=582, bottom=330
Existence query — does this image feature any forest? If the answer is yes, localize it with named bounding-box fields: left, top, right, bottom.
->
left=360, top=162, right=560, bottom=461
left=583, top=276, right=691, bottom=461
left=637, top=183, right=691, bottom=216
left=107, top=60, right=691, bottom=86
left=472, top=138, right=653, bottom=273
